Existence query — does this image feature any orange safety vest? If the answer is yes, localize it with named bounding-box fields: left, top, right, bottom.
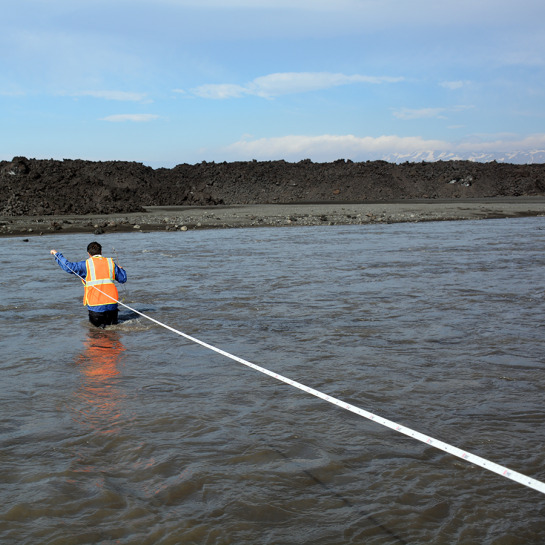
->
left=83, top=256, right=119, bottom=307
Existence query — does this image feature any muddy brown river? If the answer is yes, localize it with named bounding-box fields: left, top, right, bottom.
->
left=1, top=218, right=545, bottom=544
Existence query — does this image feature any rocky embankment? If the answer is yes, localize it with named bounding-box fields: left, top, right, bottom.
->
left=2, top=156, right=545, bottom=217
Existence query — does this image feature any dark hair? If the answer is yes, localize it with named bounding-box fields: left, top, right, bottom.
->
left=87, top=241, right=102, bottom=256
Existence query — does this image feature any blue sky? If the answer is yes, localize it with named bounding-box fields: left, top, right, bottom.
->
left=2, top=0, right=544, bottom=166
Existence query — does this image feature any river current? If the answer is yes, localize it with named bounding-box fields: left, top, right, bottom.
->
left=1, top=218, right=545, bottom=544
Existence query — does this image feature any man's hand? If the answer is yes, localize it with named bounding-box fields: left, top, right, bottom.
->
left=50, top=249, right=58, bottom=255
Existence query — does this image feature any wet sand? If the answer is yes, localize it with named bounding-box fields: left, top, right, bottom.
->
left=2, top=197, right=545, bottom=237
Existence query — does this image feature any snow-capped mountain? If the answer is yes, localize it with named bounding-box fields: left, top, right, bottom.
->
left=381, top=150, right=545, bottom=164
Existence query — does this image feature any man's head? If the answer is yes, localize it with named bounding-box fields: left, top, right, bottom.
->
left=87, top=241, right=102, bottom=256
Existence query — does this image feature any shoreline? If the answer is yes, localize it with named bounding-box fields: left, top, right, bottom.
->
left=2, top=197, right=545, bottom=237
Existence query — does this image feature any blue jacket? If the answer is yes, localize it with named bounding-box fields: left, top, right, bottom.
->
left=53, top=253, right=127, bottom=312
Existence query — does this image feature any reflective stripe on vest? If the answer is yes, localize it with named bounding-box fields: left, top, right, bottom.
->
left=84, top=256, right=119, bottom=307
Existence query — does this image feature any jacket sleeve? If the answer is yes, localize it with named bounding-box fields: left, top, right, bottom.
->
left=115, top=264, right=127, bottom=284
left=54, top=253, right=87, bottom=279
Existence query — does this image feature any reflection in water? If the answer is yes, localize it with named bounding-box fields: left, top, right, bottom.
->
left=61, top=329, right=131, bottom=520
left=73, top=328, right=126, bottom=435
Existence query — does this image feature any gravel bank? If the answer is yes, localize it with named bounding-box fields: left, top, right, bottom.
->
left=3, top=198, right=545, bottom=237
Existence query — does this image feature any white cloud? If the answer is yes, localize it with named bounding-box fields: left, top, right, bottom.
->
left=190, top=83, right=248, bottom=99
left=455, top=133, right=545, bottom=152
left=393, top=108, right=448, bottom=120
left=393, top=105, right=474, bottom=120
left=439, top=80, right=470, bottom=90
left=101, top=114, right=159, bottom=122
left=221, top=133, right=545, bottom=162
left=223, top=134, right=447, bottom=161
left=249, top=73, right=403, bottom=97
left=190, top=72, right=403, bottom=99
left=69, top=90, right=149, bottom=102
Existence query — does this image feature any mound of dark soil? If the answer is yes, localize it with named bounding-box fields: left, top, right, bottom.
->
left=1, top=156, right=544, bottom=216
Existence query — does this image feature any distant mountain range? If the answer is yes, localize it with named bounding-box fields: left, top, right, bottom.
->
left=382, top=150, right=545, bottom=164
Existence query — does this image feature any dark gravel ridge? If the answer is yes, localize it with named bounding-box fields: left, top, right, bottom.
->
left=2, top=156, right=545, bottom=216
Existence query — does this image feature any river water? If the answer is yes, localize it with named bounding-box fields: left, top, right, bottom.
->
left=1, top=217, right=545, bottom=544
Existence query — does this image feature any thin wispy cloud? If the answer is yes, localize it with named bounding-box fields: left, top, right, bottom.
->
left=0, top=87, right=26, bottom=97
left=456, top=133, right=545, bottom=151
left=191, top=84, right=248, bottom=99
left=439, top=80, right=470, bottom=90
left=393, top=108, right=448, bottom=120
left=71, top=90, right=149, bottom=102
left=393, top=105, right=474, bottom=120
left=157, top=0, right=356, bottom=7
left=133, top=0, right=542, bottom=27
left=101, top=114, right=159, bottom=122
left=189, top=72, right=404, bottom=99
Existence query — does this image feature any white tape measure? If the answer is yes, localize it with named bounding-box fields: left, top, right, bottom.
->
left=53, top=254, right=545, bottom=495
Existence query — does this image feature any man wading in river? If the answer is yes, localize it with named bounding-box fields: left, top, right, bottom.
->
left=50, top=242, right=127, bottom=328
